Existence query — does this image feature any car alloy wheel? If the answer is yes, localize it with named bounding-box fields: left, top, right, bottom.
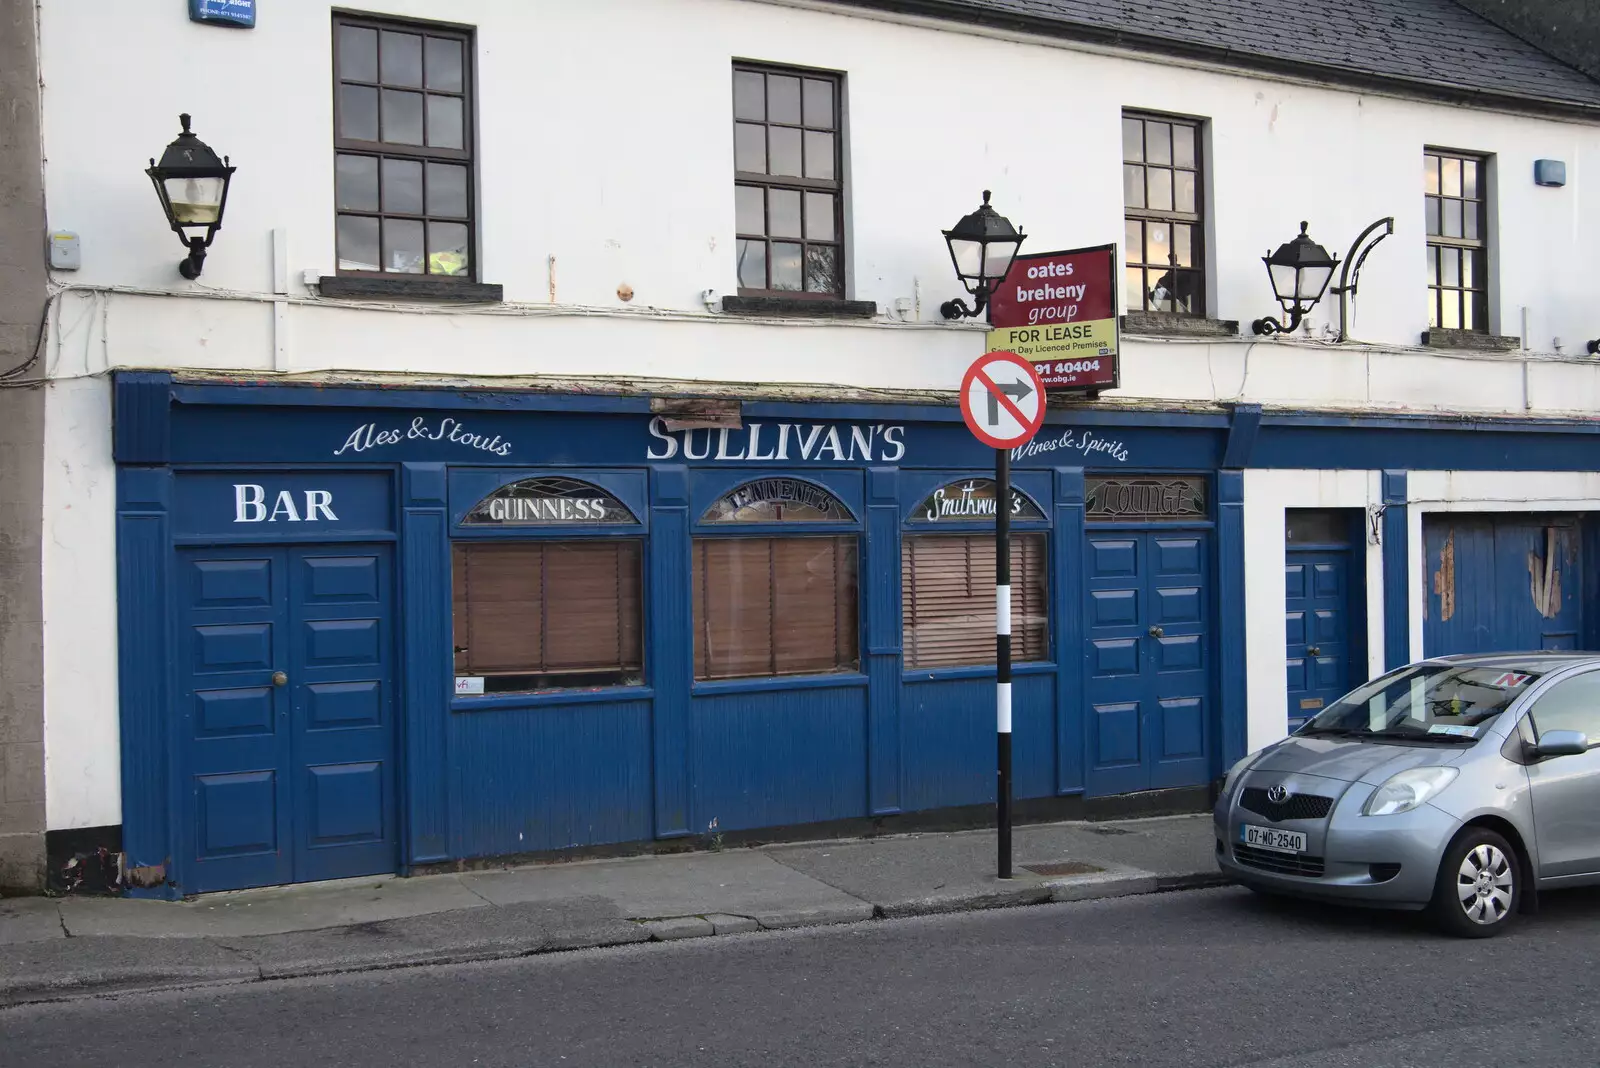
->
left=1431, top=828, right=1519, bottom=938
left=1457, top=843, right=1514, bottom=925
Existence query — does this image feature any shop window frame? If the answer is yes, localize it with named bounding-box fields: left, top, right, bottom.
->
left=1121, top=109, right=1208, bottom=318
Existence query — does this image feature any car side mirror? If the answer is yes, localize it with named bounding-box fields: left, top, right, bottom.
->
left=1534, top=729, right=1590, bottom=759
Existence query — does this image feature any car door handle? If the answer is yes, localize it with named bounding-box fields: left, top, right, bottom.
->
left=1148, top=626, right=1164, bottom=638
left=1307, top=646, right=1321, bottom=657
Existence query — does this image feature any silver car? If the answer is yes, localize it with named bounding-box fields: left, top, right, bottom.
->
left=1216, top=652, right=1600, bottom=937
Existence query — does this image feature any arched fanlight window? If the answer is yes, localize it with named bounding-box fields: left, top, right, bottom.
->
left=700, top=477, right=853, bottom=524
left=911, top=478, right=1045, bottom=524
left=463, top=476, right=637, bottom=526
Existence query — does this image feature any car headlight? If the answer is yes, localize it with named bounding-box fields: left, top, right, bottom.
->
left=1221, top=753, right=1257, bottom=800
left=1362, top=767, right=1459, bottom=816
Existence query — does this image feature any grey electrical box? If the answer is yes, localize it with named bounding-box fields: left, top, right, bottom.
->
left=1534, top=159, right=1567, bottom=187
left=48, top=231, right=80, bottom=270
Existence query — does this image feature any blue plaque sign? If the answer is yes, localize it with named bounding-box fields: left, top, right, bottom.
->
left=189, top=0, right=255, bottom=28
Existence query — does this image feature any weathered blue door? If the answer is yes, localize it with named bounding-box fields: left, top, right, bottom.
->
left=1285, top=550, right=1361, bottom=732
left=1085, top=532, right=1212, bottom=796
left=179, top=545, right=397, bottom=892
left=1423, top=515, right=1582, bottom=656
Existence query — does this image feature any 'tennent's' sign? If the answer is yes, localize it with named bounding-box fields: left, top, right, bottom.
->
left=985, top=245, right=1120, bottom=392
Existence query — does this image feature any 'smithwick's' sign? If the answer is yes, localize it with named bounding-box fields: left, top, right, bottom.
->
left=189, top=0, right=256, bottom=28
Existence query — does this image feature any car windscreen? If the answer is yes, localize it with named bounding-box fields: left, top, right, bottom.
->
left=1299, top=663, right=1542, bottom=742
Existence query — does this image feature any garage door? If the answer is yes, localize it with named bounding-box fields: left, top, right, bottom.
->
left=1423, top=514, right=1582, bottom=656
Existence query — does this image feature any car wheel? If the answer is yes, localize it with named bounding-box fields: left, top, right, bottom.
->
left=1430, top=828, right=1519, bottom=938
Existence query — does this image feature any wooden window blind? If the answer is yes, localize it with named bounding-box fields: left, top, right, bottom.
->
left=692, top=536, right=859, bottom=680
left=452, top=541, right=643, bottom=692
left=901, top=534, right=1049, bottom=669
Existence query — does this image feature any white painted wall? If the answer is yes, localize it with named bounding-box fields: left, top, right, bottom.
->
left=1241, top=470, right=1385, bottom=754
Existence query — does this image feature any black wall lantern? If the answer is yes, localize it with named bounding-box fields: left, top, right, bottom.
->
left=146, top=113, right=236, bottom=279
left=1251, top=221, right=1340, bottom=336
left=940, top=190, right=1025, bottom=320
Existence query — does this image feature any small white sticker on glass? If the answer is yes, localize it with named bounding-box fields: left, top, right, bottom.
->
left=1428, top=723, right=1478, bottom=737
left=455, top=676, right=485, bottom=695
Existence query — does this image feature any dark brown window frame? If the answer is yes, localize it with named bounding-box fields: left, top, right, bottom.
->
left=1425, top=147, right=1490, bottom=334
left=732, top=62, right=846, bottom=301
left=1122, top=110, right=1207, bottom=317
left=332, top=12, right=478, bottom=282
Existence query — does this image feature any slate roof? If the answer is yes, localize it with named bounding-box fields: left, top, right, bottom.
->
left=838, top=0, right=1600, bottom=114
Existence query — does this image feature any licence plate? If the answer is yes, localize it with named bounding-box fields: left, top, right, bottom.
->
left=1240, top=825, right=1306, bottom=853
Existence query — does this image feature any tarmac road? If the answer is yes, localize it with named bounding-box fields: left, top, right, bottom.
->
left=6, top=885, right=1600, bottom=1067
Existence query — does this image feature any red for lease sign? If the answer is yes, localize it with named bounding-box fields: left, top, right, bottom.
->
left=985, top=245, right=1120, bottom=392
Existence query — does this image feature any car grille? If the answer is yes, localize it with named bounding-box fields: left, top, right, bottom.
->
left=1234, top=843, right=1326, bottom=878
left=1239, top=788, right=1334, bottom=822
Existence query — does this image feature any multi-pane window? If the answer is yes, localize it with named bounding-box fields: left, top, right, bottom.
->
left=1122, top=112, right=1205, bottom=315
left=693, top=537, right=859, bottom=679
left=901, top=535, right=1048, bottom=669
left=1425, top=149, right=1488, bottom=332
left=732, top=64, right=844, bottom=298
left=333, top=15, right=475, bottom=279
left=452, top=542, right=643, bottom=693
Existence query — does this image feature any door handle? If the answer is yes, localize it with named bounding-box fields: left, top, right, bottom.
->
left=272, top=671, right=288, bottom=687
left=1307, top=646, right=1322, bottom=657
left=1148, top=626, right=1164, bottom=638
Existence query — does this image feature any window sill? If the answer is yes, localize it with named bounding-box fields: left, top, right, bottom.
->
left=452, top=685, right=654, bottom=712
left=1421, top=328, right=1521, bottom=353
left=903, top=662, right=1056, bottom=683
left=1121, top=312, right=1238, bottom=339
left=721, top=295, right=877, bottom=319
left=692, top=672, right=869, bottom=695
left=317, top=276, right=505, bottom=303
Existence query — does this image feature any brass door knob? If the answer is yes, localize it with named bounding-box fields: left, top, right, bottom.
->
left=1307, top=646, right=1322, bottom=657
left=1148, top=626, right=1164, bottom=638
left=272, top=671, right=288, bottom=687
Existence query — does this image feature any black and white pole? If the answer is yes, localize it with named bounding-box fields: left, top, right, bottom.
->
left=995, top=444, right=1013, bottom=880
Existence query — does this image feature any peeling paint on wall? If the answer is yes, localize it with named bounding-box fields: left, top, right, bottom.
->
left=1528, top=527, right=1564, bottom=619
left=1432, top=529, right=1456, bottom=622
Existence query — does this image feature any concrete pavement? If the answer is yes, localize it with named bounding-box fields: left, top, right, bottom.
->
left=0, top=813, right=1219, bottom=1006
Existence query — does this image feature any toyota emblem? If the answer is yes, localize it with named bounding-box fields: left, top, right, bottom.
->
left=1265, top=784, right=1290, bottom=804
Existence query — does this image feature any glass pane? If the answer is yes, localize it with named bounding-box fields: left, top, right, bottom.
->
left=1462, top=249, right=1477, bottom=289
left=733, top=70, right=764, bottom=121
left=1425, top=197, right=1441, bottom=236
left=1174, top=170, right=1196, bottom=213
left=1125, top=266, right=1146, bottom=311
left=339, top=84, right=379, bottom=141
left=383, top=217, right=425, bottom=273
left=1462, top=159, right=1478, bottom=199
left=1123, top=164, right=1145, bottom=209
left=1147, top=168, right=1173, bottom=211
left=1463, top=202, right=1479, bottom=241
left=1441, top=246, right=1460, bottom=287
left=335, top=154, right=378, bottom=211
left=1172, top=271, right=1200, bottom=314
left=1443, top=199, right=1463, bottom=239
left=337, top=214, right=380, bottom=271
left=427, top=162, right=469, bottom=217
left=1147, top=123, right=1172, bottom=165
left=1442, top=156, right=1462, bottom=198
left=1462, top=292, right=1476, bottom=330
left=1172, top=124, right=1196, bottom=168
left=1150, top=271, right=1174, bottom=312
left=1441, top=290, right=1460, bottom=329
left=768, top=75, right=801, bottom=124
left=338, top=25, right=378, bottom=82
left=769, top=188, right=801, bottom=238
left=735, top=123, right=766, bottom=172
left=380, top=31, right=423, bottom=88
left=1424, top=154, right=1440, bottom=195
left=1428, top=289, right=1439, bottom=328
left=1146, top=221, right=1172, bottom=267
left=425, top=37, right=463, bottom=92
left=1124, top=219, right=1142, bottom=265
left=381, top=89, right=425, bottom=145
left=1173, top=223, right=1192, bottom=268
left=737, top=238, right=766, bottom=289
left=1122, top=117, right=1143, bottom=162
left=428, top=222, right=469, bottom=276
left=1427, top=246, right=1439, bottom=286
left=427, top=95, right=464, bottom=149
left=736, top=184, right=764, bottom=235
left=1469, top=291, right=1487, bottom=333
left=804, top=131, right=835, bottom=180
left=382, top=157, right=423, bottom=215
left=770, top=127, right=802, bottom=177
left=803, top=79, right=834, bottom=128
left=805, top=192, right=835, bottom=241
left=770, top=241, right=802, bottom=290
left=805, top=245, right=839, bottom=293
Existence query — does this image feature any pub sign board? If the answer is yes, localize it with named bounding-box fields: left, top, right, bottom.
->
left=985, top=245, right=1120, bottom=393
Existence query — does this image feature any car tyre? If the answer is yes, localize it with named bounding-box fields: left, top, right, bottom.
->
left=1430, top=828, right=1519, bottom=939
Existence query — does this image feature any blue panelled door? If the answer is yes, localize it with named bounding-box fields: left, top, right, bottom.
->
left=1423, top=515, right=1582, bottom=656
left=1085, top=532, right=1212, bottom=796
left=1285, top=551, right=1358, bottom=731
left=180, top=545, right=397, bottom=892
